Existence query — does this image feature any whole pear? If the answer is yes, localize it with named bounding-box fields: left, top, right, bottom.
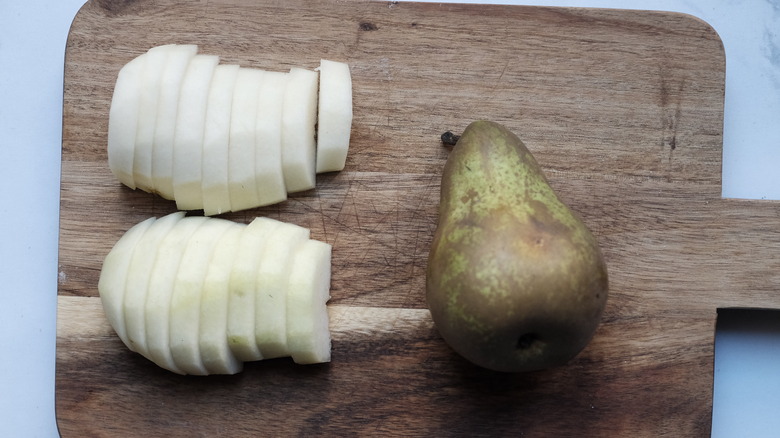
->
left=426, top=120, right=608, bottom=372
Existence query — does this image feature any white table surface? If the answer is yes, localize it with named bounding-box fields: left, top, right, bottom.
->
left=1, top=1, right=778, bottom=436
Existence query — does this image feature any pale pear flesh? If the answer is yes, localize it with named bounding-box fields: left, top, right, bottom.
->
left=98, top=217, right=155, bottom=346
left=199, top=225, right=244, bottom=375
left=151, top=44, right=198, bottom=199
left=145, top=215, right=208, bottom=374
left=168, top=218, right=233, bottom=375
left=201, top=64, right=240, bottom=216
left=286, top=239, right=333, bottom=364
left=227, top=68, right=264, bottom=211
left=172, top=54, right=220, bottom=210
left=99, top=213, right=333, bottom=375
left=226, top=216, right=278, bottom=361
left=107, top=54, right=146, bottom=189
left=107, top=45, right=353, bottom=213
left=254, top=222, right=310, bottom=358
left=254, top=70, right=289, bottom=207
left=122, top=211, right=185, bottom=354
left=281, top=67, right=319, bottom=193
left=316, top=59, right=352, bottom=173
left=134, top=45, right=174, bottom=192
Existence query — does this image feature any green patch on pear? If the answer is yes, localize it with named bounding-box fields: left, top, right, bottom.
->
left=426, top=120, right=608, bottom=373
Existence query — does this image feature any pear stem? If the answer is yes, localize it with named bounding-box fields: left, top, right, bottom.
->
left=440, top=131, right=460, bottom=146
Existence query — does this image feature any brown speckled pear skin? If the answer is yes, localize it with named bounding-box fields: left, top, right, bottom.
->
left=426, top=121, right=608, bottom=373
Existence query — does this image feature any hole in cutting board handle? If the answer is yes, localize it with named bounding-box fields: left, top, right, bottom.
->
left=712, top=308, right=780, bottom=437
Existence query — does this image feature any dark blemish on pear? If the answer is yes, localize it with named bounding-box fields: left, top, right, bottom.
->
left=517, top=333, right=539, bottom=350
left=359, top=22, right=378, bottom=31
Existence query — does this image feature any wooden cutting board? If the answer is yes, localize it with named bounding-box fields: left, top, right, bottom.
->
left=57, top=0, right=780, bottom=435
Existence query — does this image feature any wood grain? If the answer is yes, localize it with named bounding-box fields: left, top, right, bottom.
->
left=56, top=0, right=780, bottom=436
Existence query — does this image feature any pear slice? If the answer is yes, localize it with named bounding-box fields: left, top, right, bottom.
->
left=286, top=239, right=332, bottom=364
left=151, top=44, right=198, bottom=199
left=134, top=44, right=174, bottom=192
left=316, top=59, right=352, bottom=173
left=228, top=67, right=264, bottom=212
left=254, top=222, right=310, bottom=359
left=100, top=212, right=335, bottom=374
left=98, top=217, right=155, bottom=347
left=144, top=215, right=208, bottom=374
left=199, top=224, right=244, bottom=374
left=227, top=217, right=279, bottom=361
left=108, top=52, right=146, bottom=190
left=281, top=67, right=319, bottom=193
left=202, top=64, right=240, bottom=216
left=123, top=211, right=185, bottom=355
left=254, top=70, right=289, bottom=207
left=168, top=217, right=233, bottom=375
left=172, top=54, right=220, bottom=210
